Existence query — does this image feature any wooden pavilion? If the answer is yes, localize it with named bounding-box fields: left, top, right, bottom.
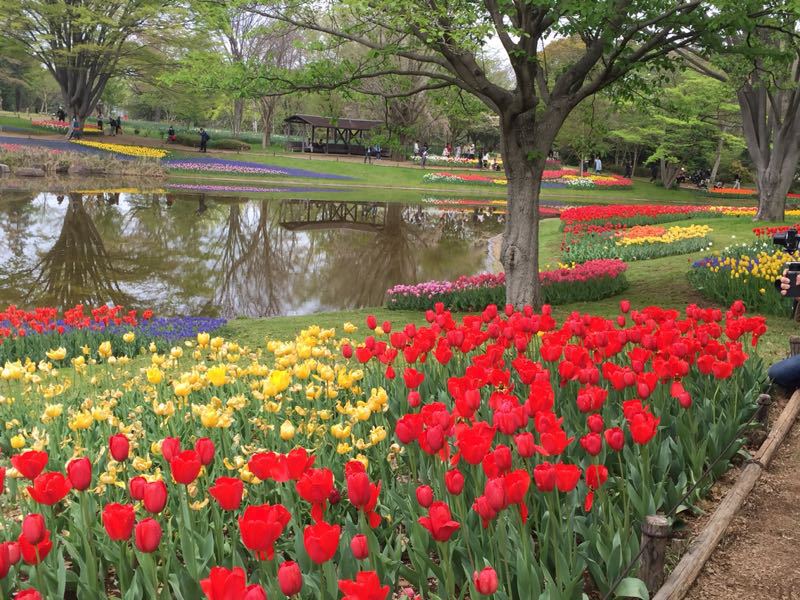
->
left=283, top=114, right=385, bottom=156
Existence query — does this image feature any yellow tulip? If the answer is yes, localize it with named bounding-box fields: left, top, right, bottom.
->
left=207, top=365, right=227, bottom=386
left=197, top=332, right=210, bottom=347
left=98, top=341, right=112, bottom=358
left=10, top=434, right=25, bottom=449
left=68, top=412, right=93, bottom=430
left=146, top=367, right=163, bottom=385
left=330, top=423, right=351, bottom=439
left=280, top=420, right=296, bottom=441
left=46, top=347, right=67, bottom=361
left=123, top=332, right=136, bottom=343
left=173, top=382, right=191, bottom=397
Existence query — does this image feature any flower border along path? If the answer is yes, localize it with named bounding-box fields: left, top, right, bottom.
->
left=163, top=156, right=353, bottom=180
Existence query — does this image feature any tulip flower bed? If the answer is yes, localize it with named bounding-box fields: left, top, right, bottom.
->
left=420, top=198, right=562, bottom=218
left=689, top=240, right=799, bottom=315
left=0, top=305, right=226, bottom=364
left=562, top=224, right=713, bottom=263
left=0, top=299, right=767, bottom=599
left=706, top=188, right=800, bottom=200
left=166, top=183, right=343, bottom=194
left=30, top=120, right=102, bottom=134
left=162, top=157, right=353, bottom=180
left=386, top=260, right=629, bottom=311
left=423, top=170, right=632, bottom=189
left=70, top=140, right=168, bottom=159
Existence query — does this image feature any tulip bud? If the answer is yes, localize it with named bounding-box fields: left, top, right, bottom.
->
left=586, top=414, right=604, bottom=434
left=129, top=476, right=146, bottom=501
left=620, top=300, right=631, bottom=313
left=444, top=469, right=464, bottom=496
left=350, top=534, right=369, bottom=560
left=6, top=542, right=20, bottom=565
left=407, top=391, right=421, bottom=408
left=366, top=315, right=377, bottom=330
left=341, top=343, right=353, bottom=359
left=194, top=437, right=215, bottom=466
left=134, top=518, right=162, bottom=553
left=415, top=485, right=433, bottom=508
left=513, top=432, right=536, bottom=458
left=328, top=487, right=341, bottom=506
left=143, top=480, right=168, bottom=513
left=473, top=566, right=499, bottom=595
left=109, top=434, right=130, bottom=462
left=277, top=560, right=303, bottom=596
left=604, top=427, right=625, bottom=452
left=381, top=320, right=391, bottom=333
left=22, top=514, right=45, bottom=545
left=66, top=457, right=92, bottom=491
left=160, top=437, right=181, bottom=462
left=484, top=478, right=506, bottom=512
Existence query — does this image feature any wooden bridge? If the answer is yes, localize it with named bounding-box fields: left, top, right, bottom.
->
left=278, top=199, right=388, bottom=232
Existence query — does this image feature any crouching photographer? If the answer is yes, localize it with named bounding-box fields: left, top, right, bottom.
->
left=768, top=227, right=800, bottom=389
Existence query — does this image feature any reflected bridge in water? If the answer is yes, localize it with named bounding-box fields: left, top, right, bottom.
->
left=278, top=199, right=387, bottom=232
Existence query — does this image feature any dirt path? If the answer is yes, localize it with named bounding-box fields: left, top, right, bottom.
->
left=687, top=411, right=800, bottom=599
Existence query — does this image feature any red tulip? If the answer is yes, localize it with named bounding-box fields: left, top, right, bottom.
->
left=366, top=315, right=377, bottom=329
left=200, top=566, right=266, bottom=600
left=109, top=433, right=130, bottom=462
left=18, top=530, right=52, bottom=564
left=134, top=518, right=162, bottom=553
left=586, top=465, right=609, bottom=490
left=628, top=411, right=660, bottom=445
left=194, top=438, right=215, bottom=466
left=102, top=503, right=135, bottom=541
left=346, top=471, right=372, bottom=509
left=444, top=469, right=464, bottom=496
left=604, top=427, right=625, bottom=451
left=579, top=433, right=603, bottom=456
left=586, top=414, right=604, bottom=433
left=129, top=476, right=146, bottom=500
left=143, top=480, right=168, bottom=513
left=6, top=542, right=19, bottom=565
left=338, top=571, right=390, bottom=600
left=0, top=543, right=9, bottom=579
left=11, top=450, right=48, bottom=480
left=14, top=589, right=43, bottom=600
left=170, top=450, right=202, bottom=484
left=66, top=457, right=92, bottom=491
left=407, top=390, right=421, bottom=407
left=161, top=437, right=181, bottom=462
left=554, top=463, right=581, bottom=492
left=303, top=521, right=341, bottom=564
left=456, top=422, right=496, bottom=465
left=418, top=501, right=460, bottom=542
left=350, top=534, right=369, bottom=560
left=473, top=566, right=499, bottom=595
left=22, top=514, right=45, bottom=545
left=27, top=472, right=71, bottom=505
left=513, top=432, right=536, bottom=458
left=620, top=300, right=631, bottom=313
left=341, top=343, right=353, bottom=359
left=415, top=485, right=434, bottom=508
left=533, top=462, right=556, bottom=492
left=0, top=466, right=5, bottom=493
left=403, top=367, right=424, bottom=389
left=277, top=560, right=303, bottom=596
left=296, top=467, right=334, bottom=523
left=209, top=477, right=244, bottom=511
left=238, top=503, right=291, bottom=560
left=503, top=470, right=530, bottom=505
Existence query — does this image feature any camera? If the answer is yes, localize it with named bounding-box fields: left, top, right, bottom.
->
left=774, top=228, right=800, bottom=298
left=773, top=227, right=800, bottom=253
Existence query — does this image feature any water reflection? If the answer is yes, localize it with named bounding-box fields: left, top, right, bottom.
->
left=0, top=192, right=503, bottom=317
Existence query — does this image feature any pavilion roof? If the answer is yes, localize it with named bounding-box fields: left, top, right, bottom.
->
left=283, top=114, right=383, bottom=131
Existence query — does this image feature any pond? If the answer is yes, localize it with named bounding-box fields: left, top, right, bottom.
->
left=0, top=190, right=505, bottom=317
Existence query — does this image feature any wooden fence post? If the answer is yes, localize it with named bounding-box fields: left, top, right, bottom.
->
left=789, top=335, right=800, bottom=356
left=640, top=515, right=671, bottom=593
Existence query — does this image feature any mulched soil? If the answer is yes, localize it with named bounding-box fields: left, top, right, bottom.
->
left=685, top=394, right=800, bottom=599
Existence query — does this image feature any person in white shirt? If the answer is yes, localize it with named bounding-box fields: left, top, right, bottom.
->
left=594, top=156, right=602, bottom=173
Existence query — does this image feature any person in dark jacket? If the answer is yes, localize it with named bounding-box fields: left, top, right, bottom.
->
left=199, top=128, right=210, bottom=153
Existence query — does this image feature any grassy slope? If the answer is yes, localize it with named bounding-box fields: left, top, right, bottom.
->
left=220, top=214, right=797, bottom=363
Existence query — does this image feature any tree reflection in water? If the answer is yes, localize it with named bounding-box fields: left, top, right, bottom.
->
left=27, top=193, right=132, bottom=307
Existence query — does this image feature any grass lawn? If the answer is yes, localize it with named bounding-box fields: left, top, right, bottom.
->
left=217, top=214, right=798, bottom=364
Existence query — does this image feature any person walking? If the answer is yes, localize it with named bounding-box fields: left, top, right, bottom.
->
left=420, top=145, right=428, bottom=168
left=594, top=156, right=602, bottom=174
left=364, top=145, right=373, bottom=164
left=97, top=116, right=104, bottom=135
left=733, top=174, right=741, bottom=189
left=114, top=116, right=123, bottom=135
left=413, top=140, right=420, bottom=157
left=624, top=161, right=632, bottom=178
left=167, top=125, right=176, bottom=143
left=199, top=128, right=210, bottom=153
left=108, top=116, right=116, bottom=136
left=649, top=163, right=658, bottom=182
left=66, top=115, right=80, bottom=140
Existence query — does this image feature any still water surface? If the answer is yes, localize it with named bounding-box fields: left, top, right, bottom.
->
left=0, top=191, right=503, bottom=317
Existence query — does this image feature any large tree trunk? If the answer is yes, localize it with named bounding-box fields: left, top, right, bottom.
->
left=258, top=97, right=275, bottom=149
left=232, top=98, right=244, bottom=136
left=660, top=159, right=679, bottom=189
left=708, top=132, right=725, bottom=187
left=738, top=74, right=800, bottom=222
left=499, top=109, right=562, bottom=308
